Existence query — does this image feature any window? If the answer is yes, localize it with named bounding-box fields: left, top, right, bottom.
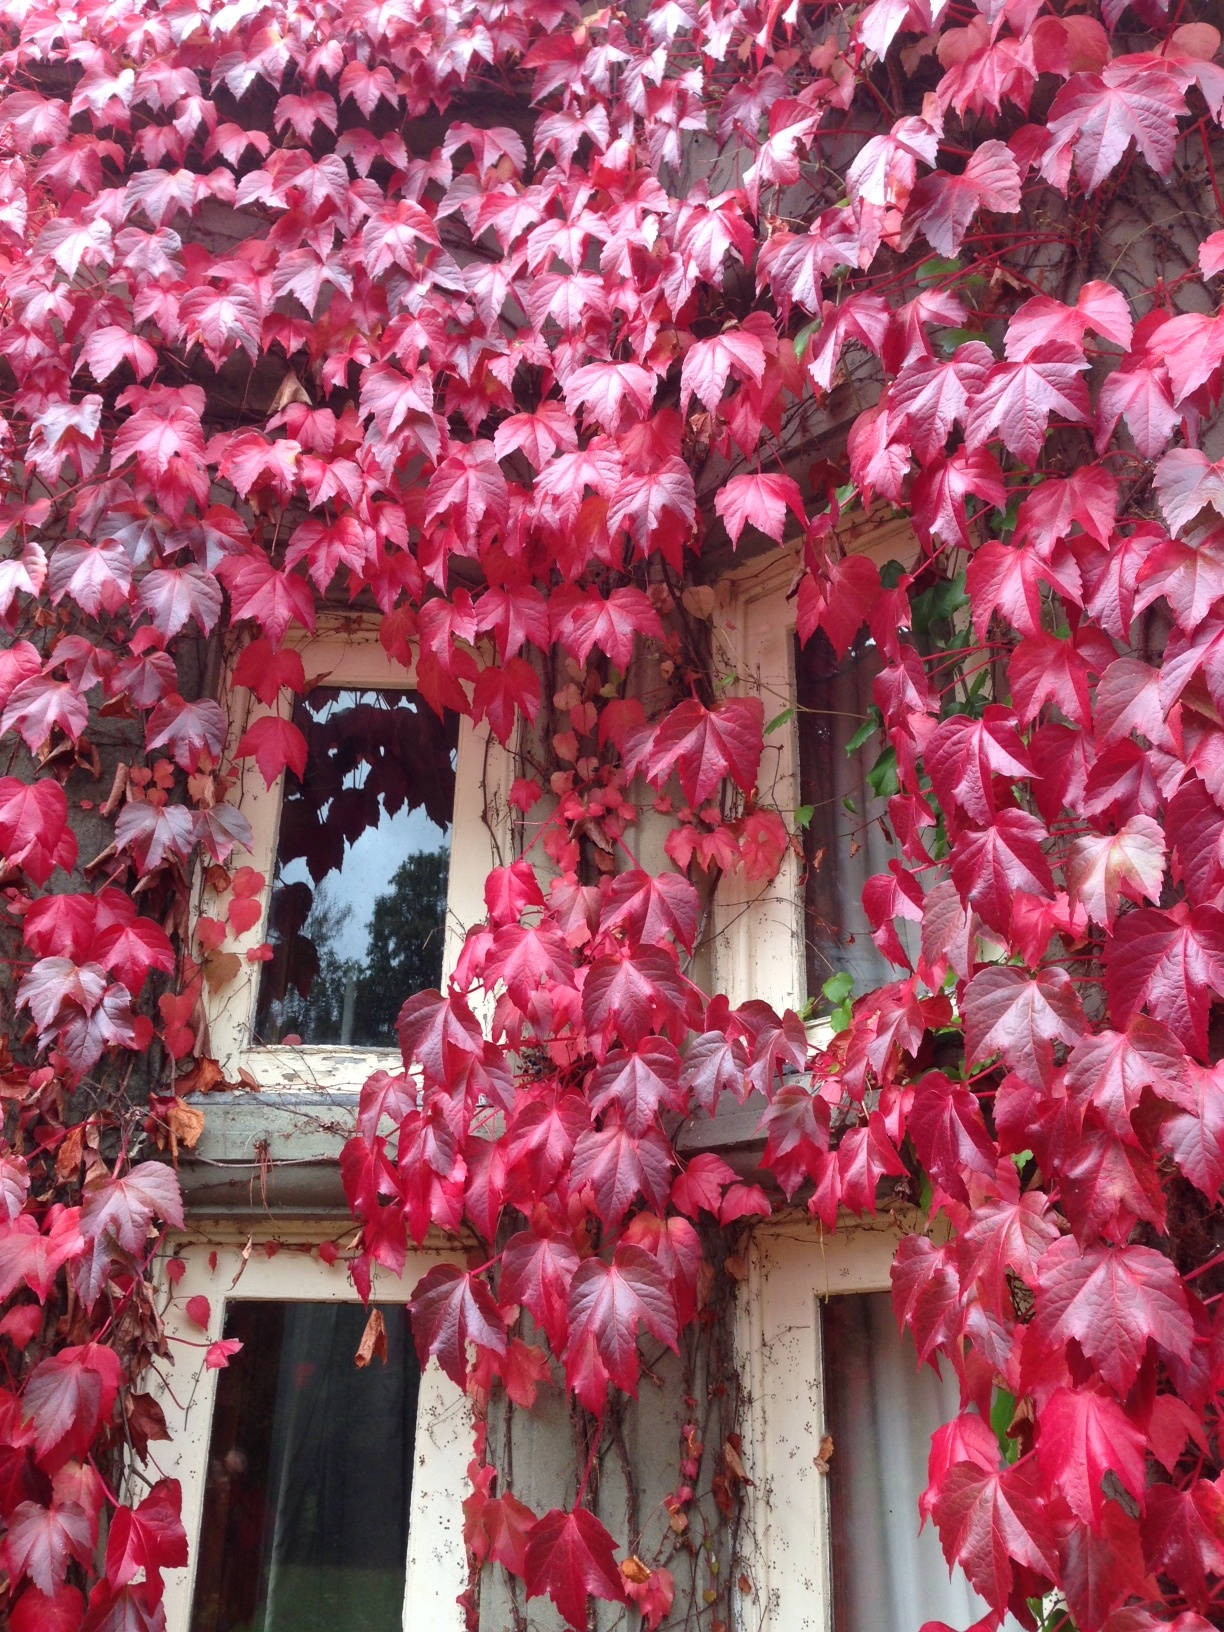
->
left=199, top=614, right=515, bottom=1084
left=713, top=543, right=978, bottom=1630
left=154, top=1237, right=470, bottom=1632
left=735, top=1221, right=990, bottom=1632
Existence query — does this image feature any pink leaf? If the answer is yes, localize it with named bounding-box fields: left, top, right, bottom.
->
left=205, top=1339, right=243, bottom=1369
left=714, top=472, right=805, bottom=547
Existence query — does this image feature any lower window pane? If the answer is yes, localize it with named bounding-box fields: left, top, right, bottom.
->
left=190, top=1301, right=419, bottom=1632
left=822, top=1292, right=986, bottom=1632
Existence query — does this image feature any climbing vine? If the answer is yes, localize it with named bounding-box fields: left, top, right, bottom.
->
left=1, top=1, right=1224, bottom=1629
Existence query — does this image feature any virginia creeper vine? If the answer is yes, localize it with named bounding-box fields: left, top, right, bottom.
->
left=0, top=1, right=1223, bottom=1630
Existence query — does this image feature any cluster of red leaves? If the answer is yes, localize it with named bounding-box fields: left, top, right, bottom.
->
left=0, top=0, right=1223, bottom=1628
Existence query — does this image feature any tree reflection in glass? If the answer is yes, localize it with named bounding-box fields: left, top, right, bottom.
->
left=254, top=687, right=457, bottom=1048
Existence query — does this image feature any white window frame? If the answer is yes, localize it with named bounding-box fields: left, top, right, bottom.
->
left=153, top=1232, right=471, bottom=1632
left=198, top=612, right=515, bottom=1086
left=709, top=522, right=918, bottom=1015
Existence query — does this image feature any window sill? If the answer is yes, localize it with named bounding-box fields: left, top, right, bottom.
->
left=228, top=1041, right=401, bottom=1090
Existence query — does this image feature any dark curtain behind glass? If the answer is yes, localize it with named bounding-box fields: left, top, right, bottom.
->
left=822, top=1293, right=996, bottom=1632
left=191, top=1301, right=418, bottom=1632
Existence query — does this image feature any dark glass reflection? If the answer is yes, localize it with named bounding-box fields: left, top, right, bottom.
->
left=796, top=633, right=894, bottom=1000
left=254, top=688, right=457, bottom=1047
left=190, top=1301, right=419, bottom=1632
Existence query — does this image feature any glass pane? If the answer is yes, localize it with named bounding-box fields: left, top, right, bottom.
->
left=796, top=633, right=896, bottom=1002
left=254, top=688, right=458, bottom=1047
left=190, top=1301, right=419, bottom=1632
left=822, top=1293, right=986, bottom=1632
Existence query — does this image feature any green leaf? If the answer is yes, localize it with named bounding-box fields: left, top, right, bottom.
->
left=765, top=707, right=795, bottom=734
left=916, top=255, right=964, bottom=285
left=794, top=803, right=815, bottom=829
left=880, top=558, right=907, bottom=590
left=990, top=1387, right=1022, bottom=1466
left=866, top=746, right=898, bottom=800
left=935, top=326, right=993, bottom=354
left=793, top=319, right=819, bottom=359
left=845, top=707, right=881, bottom=754
left=910, top=572, right=967, bottom=634
left=822, top=971, right=854, bottom=1006
left=821, top=969, right=854, bottom=1033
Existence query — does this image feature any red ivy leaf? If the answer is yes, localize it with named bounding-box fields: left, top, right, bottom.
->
left=104, top=1480, right=188, bottom=1590
left=905, top=140, right=1021, bottom=256
left=563, top=1247, right=678, bottom=1413
left=523, top=1506, right=627, bottom=1630
left=184, top=1295, right=210, bottom=1332
left=1046, top=64, right=1185, bottom=194
left=949, top=810, right=1057, bottom=933
left=231, top=639, right=306, bottom=706
left=498, top=1230, right=580, bottom=1355
left=1104, top=905, right=1224, bottom=1058
left=550, top=585, right=663, bottom=671
left=22, top=1342, right=121, bottom=1468
left=714, top=472, right=805, bottom=547
left=926, top=707, right=1031, bottom=823
left=3, top=1499, right=94, bottom=1595
left=930, top=1457, right=1057, bottom=1614
left=964, top=966, right=1085, bottom=1088
left=217, top=552, right=316, bottom=647
left=965, top=345, right=1092, bottom=466
left=796, top=554, right=881, bottom=658
left=145, top=694, right=226, bottom=772
left=234, top=714, right=308, bottom=789
left=1160, top=1059, right=1224, bottom=1199
left=599, top=869, right=700, bottom=954
left=0, top=778, right=77, bottom=885
left=1035, top=1386, right=1147, bottom=1526
left=471, top=658, right=541, bottom=743
left=1066, top=816, right=1166, bottom=928
left=1065, top=1018, right=1192, bottom=1140
left=94, top=918, right=175, bottom=995
left=1033, top=1238, right=1195, bottom=1393
left=907, top=1073, right=998, bottom=1204
left=10, top=1584, right=85, bottom=1632
left=205, top=1340, right=242, bottom=1370
left=588, top=1040, right=681, bottom=1136
left=571, top=1119, right=674, bottom=1225
left=640, top=696, right=764, bottom=805
left=409, top=1263, right=507, bottom=1388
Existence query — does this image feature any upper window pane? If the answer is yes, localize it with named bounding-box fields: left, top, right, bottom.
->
left=796, top=632, right=897, bottom=1001
left=254, top=687, right=458, bottom=1048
